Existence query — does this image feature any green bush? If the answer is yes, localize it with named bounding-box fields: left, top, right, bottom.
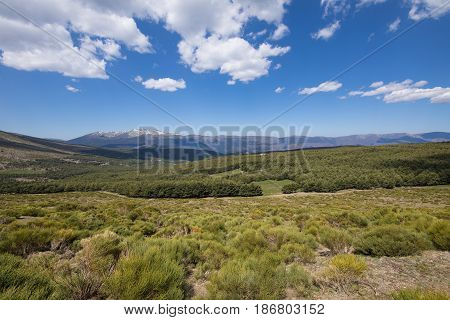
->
left=104, top=245, right=185, bottom=299
left=329, top=254, right=367, bottom=277
left=280, top=243, right=316, bottom=263
left=321, top=254, right=367, bottom=286
left=326, top=211, right=369, bottom=228
left=427, top=220, right=450, bottom=250
left=286, top=264, right=314, bottom=297
left=0, top=228, right=54, bottom=256
left=318, top=226, right=352, bottom=254
left=58, top=231, right=123, bottom=299
left=0, top=253, right=58, bottom=299
left=391, top=287, right=448, bottom=300
left=355, top=225, right=432, bottom=257
left=281, top=183, right=300, bottom=194
left=231, top=230, right=268, bottom=255
left=207, top=253, right=288, bottom=299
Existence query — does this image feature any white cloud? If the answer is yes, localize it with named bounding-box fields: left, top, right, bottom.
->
left=407, top=0, right=450, bottom=21
left=275, top=86, right=285, bottom=93
left=299, top=81, right=343, bottom=95
left=388, top=17, right=401, bottom=32
left=370, top=81, right=384, bottom=88
left=271, top=24, right=289, bottom=40
left=170, top=0, right=291, bottom=83
left=0, top=17, right=108, bottom=79
left=179, top=36, right=290, bottom=83
left=274, top=63, right=282, bottom=70
left=311, top=21, right=341, bottom=40
left=134, top=75, right=143, bottom=83
left=80, top=36, right=124, bottom=61
left=227, top=80, right=236, bottom=85
left=320, top=0, right=350, bottom=17
left=0, top=0, right=150, bottom=79
left=0, top=0, right=291, bottom=82
left=367, top=32, right=375, bottom=42
left=348, top=79, right=450, bottom=103
left=65, top=85, right=80, bottom=93
left=248, top=29, right=267, bottom=39
left=142, top=77, right=186, bottom=92
left=356, top=0, right=387, bottom=9
left=349, top=90, right=365, bottom=96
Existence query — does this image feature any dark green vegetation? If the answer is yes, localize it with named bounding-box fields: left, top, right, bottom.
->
left=1, top=132, right=449, bottom=299
left=1, top=129, right=449, bottom=198
left=183, top=142, right=450, bottom=193
left=0, top=187, right=448, bottom=299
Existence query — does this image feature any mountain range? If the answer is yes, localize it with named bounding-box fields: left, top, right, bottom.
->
left=1, top=130, right=449, bottom=162
left=69, top=129, right=450, bottom=155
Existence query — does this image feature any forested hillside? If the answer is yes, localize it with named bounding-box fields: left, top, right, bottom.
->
left=1, top=137, right=449, bottom=198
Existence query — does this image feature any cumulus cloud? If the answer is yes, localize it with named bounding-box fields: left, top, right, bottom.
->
left=0, top=0, right=153, bottom=79
left=407, top=0, right=450, bottom=21
left=274, top=63, right=282, bottom=70
left=65, top=85, right=80, bottom=93
left=170, top=0, right=291, bottom=83
left=143, top=0, right=291, bottom=83
left=388, top=17, right=401, bottom=32
left=275, top=86, right=285, bottom=93
left=271, top=24, right=289, bottom=40
left=142, top=77, right=186, bottom=92
left=80, top=36, right=124, bottom=61
left=0, top=17, right=108, bottom=79
left=348, top=79, right=450, bottom=103
left=179, top=36, right=290, bottom=83
left=0, top=0, right=291, bottom=83
left=134, top=75, right=143, bottom=83
left=311, top=21, right=341, bottom=40
left=299, top=81, right=343, bottom=95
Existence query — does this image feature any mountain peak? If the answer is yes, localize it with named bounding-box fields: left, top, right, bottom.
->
left=91, top=128, right=166, bottom=138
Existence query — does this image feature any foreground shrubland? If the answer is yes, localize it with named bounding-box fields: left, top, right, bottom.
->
left=0, top=186, right=449, bottom=299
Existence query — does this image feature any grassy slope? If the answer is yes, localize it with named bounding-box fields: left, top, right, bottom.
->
left=254, top=179, right=295, bottom=195
left=0, top=186, right=448, bottom=299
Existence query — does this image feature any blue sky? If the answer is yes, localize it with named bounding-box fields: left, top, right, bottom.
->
left=0, top=0, right=449, bottom=140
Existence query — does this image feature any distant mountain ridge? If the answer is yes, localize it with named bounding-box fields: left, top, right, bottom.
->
left=68, top=130, right=450, bottom=154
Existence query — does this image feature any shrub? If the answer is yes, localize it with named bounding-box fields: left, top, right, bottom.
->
left=280, top=243, right=316, bottom=263
left=355, top=225, right=432, bottom=257
left=104, top=245, right=185, bottom=299
left=391, top=287, right=448, bottom=300
left=321, top=254, right=367, bottom=287
left=318, top=227, right=352, bottom=254
left=0, top=228, right=54, bottom=256
left=329, top=254, right=367, bottom=277
left=427, top=220, right=450, bottom=250
left=286, top=265, right=314, bottom=298
left=326, top=211, right=369, bottom=228
left=207, top=253, right=288, bottom=299
left=281, top=183, right=300, bottom=194
left=58, top=231, right=123, bottom=299
left=0, top=253, right=58, bottom=299
left=231, top=230, right=268, bottom=255
left=262, top=226, right=317, bottom=251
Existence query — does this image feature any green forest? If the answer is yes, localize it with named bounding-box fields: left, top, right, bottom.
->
left=1, top=142, right=449, bottom=197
